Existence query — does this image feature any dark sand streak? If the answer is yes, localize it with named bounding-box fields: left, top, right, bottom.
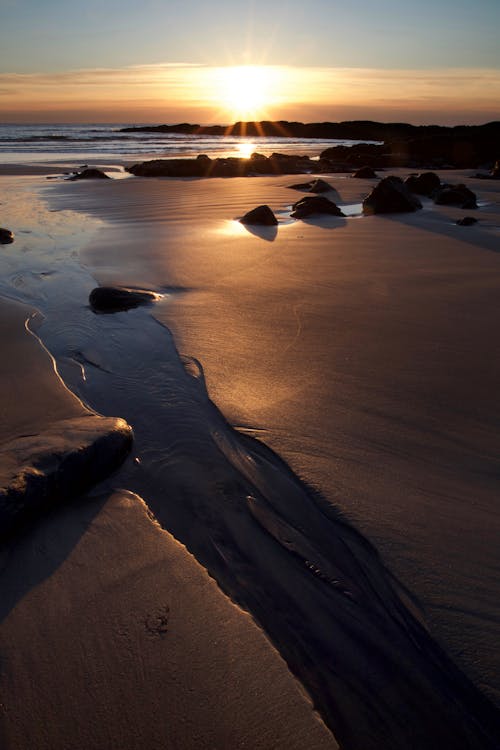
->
left=35, top=300, right=500, bottom=750
left=3, top=170, right=500, bottom=749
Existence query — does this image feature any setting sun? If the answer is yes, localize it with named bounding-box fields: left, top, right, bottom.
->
left=211, top=65, right=283, bottom=121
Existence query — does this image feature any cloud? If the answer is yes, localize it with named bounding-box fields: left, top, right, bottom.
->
left=0, top=63, right=499, bottom=124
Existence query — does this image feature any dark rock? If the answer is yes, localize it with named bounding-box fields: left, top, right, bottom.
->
left=433, top=183, right=477, bottom=209
left=456, top=216, right=479, bottom=226
left=363, top=176, right=422, bottom=215
left=404, top=171, right=441, bottom=196
left=291, top=196, right=345, bottom=219
left=0, top=228, right=14, bottom=244
left=352, top=166, right=378, bottom=179
left=89, top=286, right=159, bottom=312
left=70, top=168, right=110, bottom=181
left=288, top=178, right=335, bottom=193
left=239, top=205, right=278, bottom=226
left=0, top=415, right=133, bottom=538
left=196, top=154, right=211, bottom=162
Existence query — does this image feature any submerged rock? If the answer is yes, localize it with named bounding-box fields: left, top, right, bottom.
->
left=89, top=286, right=159, bottom=313
left=363, top=176, right=422, bottom=215
left=433, top=183, right=477, bottom=209
left=0, top=415, right=133, bottom=537
left=291, top=195, right=345, bottom=219
left=456, top=216, right=479, bottom=226
left=287, top=178, right=335, bottom=193
left=70, top=168, right=110, bottom=181
left=352, top=166, right=378, bottom=179
left=239, top=205, right=278, bottom=226
left=0, top=228, right=14, bottom=244
left=404, top=171, right=441, bottom=196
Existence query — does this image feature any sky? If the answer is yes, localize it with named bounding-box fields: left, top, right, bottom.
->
left=0, top=0, right=499, bottom=124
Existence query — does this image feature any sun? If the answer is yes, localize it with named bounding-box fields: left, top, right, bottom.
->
left=213, top=65, right=281, bottom=121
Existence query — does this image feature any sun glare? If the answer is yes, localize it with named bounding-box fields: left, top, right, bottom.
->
left=213, top=65, right=281, bottom=121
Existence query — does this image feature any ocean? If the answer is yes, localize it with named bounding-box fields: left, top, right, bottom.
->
left=0, top=122, right=373, bottom=163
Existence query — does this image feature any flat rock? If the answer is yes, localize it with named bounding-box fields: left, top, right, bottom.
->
left=0, top=228, right=14, bottom=244
left=89, top=286, right=159, bottom=312
left=239, top=205, right=278, bottom=226
left=0, top=415, right=133, bottom=537
left=287, top=178, right=335, bottom=193
left=456, top=216, right=479, bottom=226
left=363, top=176, right=422, bottom=215
left=404, top=171, right=441, bottom=196
left=70, top=168, right=110, bottom=181
left=291, top=195, right=345, bottom=219
left=433, top=184, right=478, bottom=209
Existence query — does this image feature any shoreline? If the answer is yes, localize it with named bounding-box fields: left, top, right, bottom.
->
left=1, top=165, right=500, bottom=747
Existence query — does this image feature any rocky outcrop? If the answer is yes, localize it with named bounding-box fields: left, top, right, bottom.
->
left=0, top=415, right=133, bottom=537
left=239, top=205, right=278, bottom=226
left=288, top=178, right=335, bottom=193
left=291, top=196, right=345, bottom=219
left=352, top=166, right=378, bottom=179
left=404, top=172, right=441, bottom=196
left=70, top=168, right=110, bottom=180
left=127, top=154, right=319, bottom=178
left=363, top=176, right=422, bottom=215
left=433, top=184, right=477, bottom=209
left=0, top=228, right=14, bottom=244
left=89, top=286, right=159, bottom=313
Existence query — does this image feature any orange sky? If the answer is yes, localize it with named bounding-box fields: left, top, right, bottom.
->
left=1, top=64, right=499, bottom=124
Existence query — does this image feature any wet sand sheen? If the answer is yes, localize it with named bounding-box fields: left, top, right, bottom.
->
left=49, top=169, right=500, bottom=703
left=2, top=169, right=500, bottom=747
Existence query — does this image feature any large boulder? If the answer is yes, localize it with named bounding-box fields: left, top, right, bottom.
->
left=70, top=168, right=110, bottom=180
left=291, top=196, right=345, bottom=219
left=287, top=178, right=335, bottom=193
left=352, top=166, right=378, bottom=179
left=0, top=228, right=14, bottom=244
left=362, top=176, right=422, bottom=215
left=0, top=415, right=133, bottom=537
left=239, top=205, right=278, bottom=226
left=89, top=286, right=159, bottom=313
left=433, top=184, right=477, bottom=209
left=404, top=172, right=441, bottom=196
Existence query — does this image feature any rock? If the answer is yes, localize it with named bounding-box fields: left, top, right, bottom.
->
left=239, top=205, right=278, bottom=226
left=0, top=415, right=133, bottom=537
left=352, top=166, right=378, bottom=179
left=0, top=228, right=14, bottom=244
left=291, top=195, right=345, bottom=219
left=70, top=168, right=110, bottom=180
left=404, top=171, right=441, bottom=196
left=433, top=183, right=477, bottom=209
left=363, top=176, right=422, bottom=215
left=89, top=286, right=159, bottom=313
left=456, top=216, right=478, bottom=226
left=287, top=178, right=335, bottom=193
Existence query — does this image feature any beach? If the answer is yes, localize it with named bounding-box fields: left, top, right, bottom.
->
left=1, top=158, right=500, bottom=749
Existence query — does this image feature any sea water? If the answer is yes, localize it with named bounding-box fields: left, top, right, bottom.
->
left=0, top=122, right=374, bottom=164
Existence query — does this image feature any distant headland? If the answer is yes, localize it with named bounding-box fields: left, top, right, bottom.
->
left=123, top=120, right=500, bottom=174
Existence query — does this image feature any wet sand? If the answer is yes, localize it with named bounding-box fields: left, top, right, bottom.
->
left=0, top=284, right=336, bottom=749
left=2, top=166, right=500, bottom=748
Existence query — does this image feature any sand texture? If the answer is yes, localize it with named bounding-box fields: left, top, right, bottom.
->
left=1, top=167, right=500, bottom=748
